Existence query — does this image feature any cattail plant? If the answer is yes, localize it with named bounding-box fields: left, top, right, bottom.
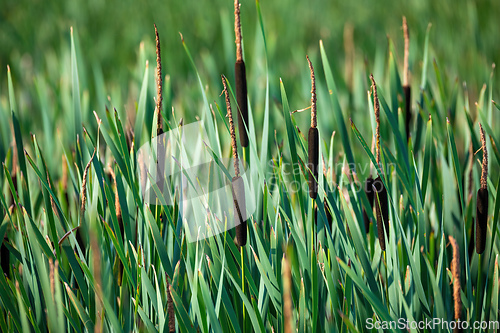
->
left=223, top=74, right=247, bottom=327
left=449, top=236, right=462, bottom=331
left=370, top=74, right=389, bottom=251
left=402, top=16, right=411, bottom=142
left=234, top=0, right=249, bottom=148
left=476, top=124, right=488, bottom=254
left=222, top=75, right=247, bottom=247
left=307, top=55, right=319, bottom=200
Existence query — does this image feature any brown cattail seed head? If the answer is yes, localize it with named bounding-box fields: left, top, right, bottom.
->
left=402, top=17, right=411, bottom=142
left=154, top=24, right=163, bottom=136
left=476, top=124, right=489, bottom=254
left=449, top=236, right=462, bottom=324
left=404, top=85, right=411, bottom=142
left=363, top=176, right=375, bottom=233
left=373, top=176, right=389, bottom=250
left=167, top=277, right=175, bottom=332
left=307, top=56, right=319, bottom=199
left=234, top=61, right=248, bottom=148
left=234, top=0, right=248, bottom=148
left=308, top=127, right=319, bottom=199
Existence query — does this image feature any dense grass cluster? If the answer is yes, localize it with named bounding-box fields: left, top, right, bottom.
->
left=1, top=1, right=500, bottom=332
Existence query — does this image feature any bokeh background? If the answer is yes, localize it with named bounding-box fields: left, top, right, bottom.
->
left=2, top=0, right=499, bottom=105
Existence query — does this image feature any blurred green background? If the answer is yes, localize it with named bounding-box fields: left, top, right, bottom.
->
left=1, top=0, right=499, bottom=141
left=2, top=0, right=499, bottom=86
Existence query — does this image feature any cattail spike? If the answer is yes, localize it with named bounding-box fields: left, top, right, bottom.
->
left=308, top=128, right=319, bottom=199
left=306, top=55, right=317, bottom=129
left=403, top=17, right=411, bottom=142
left=449, top=236, right=462, bottom=326
left=222, top=75, right=239, bottom=177
left=167, top=277, right=175, bottom=332
left=370, top=74, right=381, bottom=167
left=234, top=0, right=249, bottom=148
left=234, top=0, right=242, bottom=62
left=307, top=56, right=319, bottom=199
left=479, top=123, right=488, bottom=190
left=154, top=24, right=163, bottom=136
left=234, top=61, right=249, bottom=147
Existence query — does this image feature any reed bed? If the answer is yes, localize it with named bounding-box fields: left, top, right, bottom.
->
left=0, top=2, right=499, bottom=332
